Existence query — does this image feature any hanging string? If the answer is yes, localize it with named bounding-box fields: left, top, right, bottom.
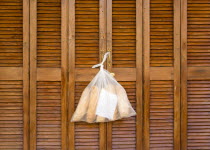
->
left=92, top=52, right=110, bottom=68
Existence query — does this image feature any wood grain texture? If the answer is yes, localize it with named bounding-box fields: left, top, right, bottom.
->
left=149, top=80, right=174, bottom=149
left=112, top=0, right=136, bottom=68
left=187, top=80, right=210, bottom=149
left=187, top=0, right=210, bottom=66
left=143, top=0, right=150, bottom=149
left=23, top=0, right=30, bottom=149
left=29, top=0, right=37, bottom=149
left=136, top=0, right=143, bottom=149
left=75, top=0, right=99, bottom=68
left=173, top=0, right=181, bottom=149
left=0, top=81, right=23, bottom=149
left=150, top=0, right=174, bottom=67
left=0, top=0, right=23, bottom=67
left=61, top=0, right=68, bottom=149
left=99, top=0, right=107, bottom=149
left=68, top=0, right=75, bottom=149
left=181, top=0, right=188, bottom=149
left=36, top=81, right=62, bottom=149
left=37, top=0, right=61, bottom=68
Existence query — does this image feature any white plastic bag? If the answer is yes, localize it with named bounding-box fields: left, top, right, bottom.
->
left=71, top=52, right=136, bottom=123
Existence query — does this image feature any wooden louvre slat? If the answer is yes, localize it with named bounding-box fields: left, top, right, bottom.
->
left=150, top=0, right=174, bottom=67
left=37, top=0, right=61, bottom=68
left=75, top=0, right=99, bottom=68
left=187, top=0, right=210, bottom=66
left=187, top=80, right=210, bottom=149
left=112, top=82, right=136, bottom=149
left=0, top=80, right=23, bottom=149
left=0, top=0, right=23, bottom=67
left=74, top=82, right=100, bottom=149
left=149, top=80, right=174, bottom=149
left=36, top=81, right=61, bottom=149
left=112, top=0, right=136, bottom=68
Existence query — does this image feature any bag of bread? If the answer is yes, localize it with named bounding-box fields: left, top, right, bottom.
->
left=71, top=52, right=136, bottom=123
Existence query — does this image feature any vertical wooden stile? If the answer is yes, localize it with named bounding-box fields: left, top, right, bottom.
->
left=99, top=0, right=107, bottom=149
left=29, top=0, right=37, bottom=149
left=106, top=0, right=112, bottom=149
left=61, top=0, right=68, bottom=149
left=181, top=0, right=188, bottom=149
left=136, top=0, right=143, bottom=149
left=174, top=0, right=181, bottom=149
left=68, top=0, right=75, bottom=149
left=23, top=0, right=30, bottom=149
left=143, top=0, right=150, bottom=149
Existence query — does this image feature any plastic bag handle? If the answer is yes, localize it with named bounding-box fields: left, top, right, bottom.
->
left=92, top=52, right=110, bottom=69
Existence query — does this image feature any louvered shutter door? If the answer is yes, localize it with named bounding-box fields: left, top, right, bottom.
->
left=69, top=0, right=102, bottom=149
left=143, top=0, right=181, bottom=149
left=30, top=0, right=67, bottom=149
left=0, top=0, right=29, bottom=149
left=181, top=0, right=210, bottom=149
left=106, top=0, right=142, bottom=149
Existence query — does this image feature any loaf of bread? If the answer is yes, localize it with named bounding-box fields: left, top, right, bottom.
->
left=86, top=86, right=99, bottom=123
left=96, top=115, right=106, bottom=122
left=71, top=87, right=90, bottom=122
left=115, top=85, right=130, bottom=118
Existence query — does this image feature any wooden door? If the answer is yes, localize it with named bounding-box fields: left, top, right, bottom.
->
left=0, top=0, right=29, bottom=149
left=181, top=0, right=210, bottom=149
left=0, top=0, right=210, bottom=150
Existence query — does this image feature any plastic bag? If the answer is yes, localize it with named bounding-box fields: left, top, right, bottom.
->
left=71, top=52, right=136, bottom=123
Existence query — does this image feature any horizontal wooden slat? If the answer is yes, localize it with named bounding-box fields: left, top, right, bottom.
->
left=0, top=80, right=23, bottom=149
left=187, top=0, right=210, bottom=67
left=150, top=80, right=174, bottom=149
left=112, top=82, right=136, bottom=149
left=75, top=0, right=99, bottom=68
left=150, top=0, right=174, bottom=67
left=0, top=0, right=23, bottom=67
left=112, top=0, right=136, bottom=68
left=187, top=80, right=210, bottom=149
left=74, top=82, right=100, bottom=149
left=36, top=81, right=61, bottom=149
left=37, top=0, right=61, bottom=68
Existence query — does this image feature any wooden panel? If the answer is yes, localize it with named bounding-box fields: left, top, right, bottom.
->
left=111, top=82, right=136, bottom=150
left=112, top=0, right=136, bottom=68
left=0, top=0, right=23, bottom=67
left=187, top=0, right=210, bottom=66
left=74, top=82, right=100, bottom=149
left=0, top=81, right=23, bottom=149
left=150, top=0, right=174, bottom=67
left=36, top=81, right=61, bottom=149
left=37, top=0, right=61, bottom=68
left=75, top=0, right=99, bottom=68
left=149, top=80, right=174, bottom=149
left=187, top=80, right=210, bottom=149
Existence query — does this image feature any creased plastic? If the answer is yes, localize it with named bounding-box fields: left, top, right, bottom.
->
left=71, top=52, right=136, bottom=123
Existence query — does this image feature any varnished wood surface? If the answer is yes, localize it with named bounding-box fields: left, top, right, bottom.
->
left=0, top=0, right=210, bottom=149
